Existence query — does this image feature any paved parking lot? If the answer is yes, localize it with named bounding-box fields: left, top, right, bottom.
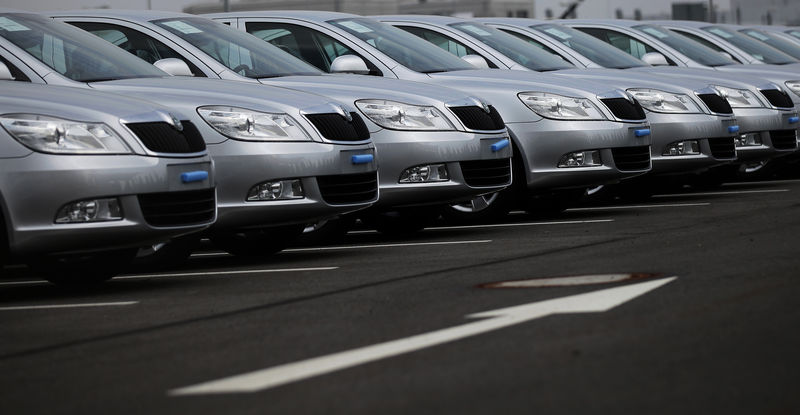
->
left=2, top=179, right=799, bottom=414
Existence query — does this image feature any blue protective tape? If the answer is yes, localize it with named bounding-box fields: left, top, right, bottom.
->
left=728, top=125, right=740, bottom=134
left=789, top=116, right=799, bottom=124
left=181, top=171, right=209, bottom=183
left=634, top=129, right=651, bottom=137
left=351, top=154, right=374, bottom=164
left=491, top=139, right=510, bottom=152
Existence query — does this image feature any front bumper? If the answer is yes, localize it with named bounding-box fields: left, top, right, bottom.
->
left=733, top=108, right=799, bottom=162
left=371, top=129, right=512, bottom=208
left=506, top=119, right=652, bottom=190
left=2, top=153, right=215, bottom=257
left=208, top=139, right=378, bottom=230
left=647, top=112, right=738, bottom=175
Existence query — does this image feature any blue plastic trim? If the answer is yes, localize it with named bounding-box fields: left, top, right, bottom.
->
left=491, top=139, right=510, bottom=152
left=789, top=116, right=799, bottom=124
left=351, top=154, right=374, bottom=164
left=634, top=129, right=651, bottom=137
left=181, top=171, right=209, bottom=183
left=728, top=125, right=740, bottom=134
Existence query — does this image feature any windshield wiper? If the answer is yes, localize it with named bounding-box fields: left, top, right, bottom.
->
left=420, top=69, right=451, bottom=74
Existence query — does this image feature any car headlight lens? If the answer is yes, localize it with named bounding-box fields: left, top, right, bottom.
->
left=712, top=86, right=764, bottom=108
left=197, top=106, right=310, bottom=141
left=0, top=114, right=130, bottom=154
left=627, top=89, right=702, bottom=113
left=355, top=100, right=454, bottom=130
left=518, top=92, right=606, bottom=120
left=784, top=81, right=800, bottom=98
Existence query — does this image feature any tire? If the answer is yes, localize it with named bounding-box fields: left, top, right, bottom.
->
left=297, top=216, right=355, bottom=246
left=29, top=248, right=138, bottom=286
left=210, top=224, right=305, bottom=257
left=441, top=191, right=512, bottom=224
left=523, top=189, right=586, bottom=217
left=131, top=234, right=200, bottom=270
left=361, top=207, right=441, bottom=236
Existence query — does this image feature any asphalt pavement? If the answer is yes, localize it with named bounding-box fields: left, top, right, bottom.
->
left=1, top=179, right=799, bottom=414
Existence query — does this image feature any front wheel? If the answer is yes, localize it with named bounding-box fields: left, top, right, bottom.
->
left=29, top=248, right=138, bottom=286
left=441, top=191, right=511, bottom=224
left=210, top=225, right=305, bottom=257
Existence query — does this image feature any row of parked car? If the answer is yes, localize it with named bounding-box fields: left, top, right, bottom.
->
left=1, top=8, right=798, bottom=285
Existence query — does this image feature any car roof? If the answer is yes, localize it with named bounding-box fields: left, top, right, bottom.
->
left=372, top=15, right=465, bottom=25
left=46, top=9, right=188, bottom=21
left=202, top=10, right=358, bottom=22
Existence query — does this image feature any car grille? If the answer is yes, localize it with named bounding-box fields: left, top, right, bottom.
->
left=317, top=172, right=378, bottom=205
left=125, top=121, right=206, bottom=154
left=600, top=98, right=646, bottom=120
left=708, top=137, right=737, bottom=159
left=305, top=112, right=370, bottom=141
left=449, top=105, right=505, bottom=130
left=138, top=188, right=216, bottom=227
left=769, top=129, right=798, bottom=150
left=611, top=146, right=651, bottom=171
left=697, top=93, right=733, bottom=115
left=760, top=89, right=794, bottom=108
left=459, top=158, right=512, bottom=187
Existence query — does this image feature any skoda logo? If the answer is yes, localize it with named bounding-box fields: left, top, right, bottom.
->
left=333, top=104, right=353, bottom=122
left=168, top=113, right=184, bottom=132
left=623, top=91, right=636, bottom=103
left=470, top=96, right=491, bottom=113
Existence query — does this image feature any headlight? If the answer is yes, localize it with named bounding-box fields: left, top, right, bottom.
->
left=627, top=89, right=702, bottom=113
left=355, top=100, right=454, bottom=130
left=197, top=106, right=310, bottom=141
left=712, top=86, right=764, bottom=108
left=517, top=92, right=606, bottom=120
left=785, top=80, right=800, bottom=98
left=0, top=114, right=130, bottom=154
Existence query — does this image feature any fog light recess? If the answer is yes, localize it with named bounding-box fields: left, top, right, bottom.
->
left=558, top=150, right=602, bottom=168
left=663, top=140, right=700, bottom=156
left=399, top=164, right=449, bottom=183
left=735, top=133, right=762, bottom=147
left=247, top=179, right=304, bottom=201
left=55, top=198, right=122, bottom=223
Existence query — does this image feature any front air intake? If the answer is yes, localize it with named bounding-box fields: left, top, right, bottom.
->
left=760, top=89, right=794, bottom=108
left=449, top=105, right=506, bottom=131
left=305, top=112, right=370, bottom=142
left=600, top=98, right=646, bottom=120
left=697, top=94, right=733, bottom=115
left=125, top=121, right=206, bottom=154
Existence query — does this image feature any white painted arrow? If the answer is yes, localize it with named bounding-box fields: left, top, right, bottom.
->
left=170, top=277, right=676, bottom=396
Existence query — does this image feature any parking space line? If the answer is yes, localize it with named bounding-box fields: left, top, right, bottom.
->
left=568, top=202, right=710, bottom=211
left=116, top=267, right=339, bottom=280
left=426, top=219, right=613, bottom=231
left=653, top=189, right=789, bottom=198
left=284, top=240, right=491, bottom=252
left=0, top=301, right=138, bottom=311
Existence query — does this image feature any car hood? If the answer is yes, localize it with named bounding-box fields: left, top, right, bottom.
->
left=554, top=68, right=712, bottom=94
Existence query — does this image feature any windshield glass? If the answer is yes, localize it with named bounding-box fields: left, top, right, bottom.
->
left=632, top=24, right=737, bottom=66
left=0, top=13, right=165, bottom=82
left=739, top=29, right=800, bottom=61
left=328, top=18, right=474, bottom=73
left=448, top=22, right=573, bottom=71
left=533, top=24, right=647, bottom=69
left=701, top=25, right=797, bottom=64
left=154, top=17, right=322, bottom=78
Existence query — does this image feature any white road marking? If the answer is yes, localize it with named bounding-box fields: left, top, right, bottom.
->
left=115, top=267, right=339, bottom=280
left=486, top=273, right=644, bottom=288
left=0, top=280, right=47, bottom=287
left=191, top=252, right=229, bottom=258
left=427, top=219, right=614, bottom=231
left=284, top=240, right=491, bottom=252
left=723, top=179, right=800, bottom=185
left=0, top=301, right=138, bottom=311
left=568, top=202, right=710, bottom=211
left=653, top=189, right=789, bottom=198
left=170, top=277, right=676, bottom=395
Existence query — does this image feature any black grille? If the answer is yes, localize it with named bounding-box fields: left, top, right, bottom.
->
left=600, top=98, right=646, bottom=120
left=611, top=146, right=651, bottom=171
left=708, top=137, right=737, bottom=159
left=769, top=129, right=798, bottom=150
left=697, top=94, right=733, bottom=115
left=317, top=172, right=378, bottom=205
left=138, top=188, right=216, bottom=227
left=449, top=105, right=505, bottom=130
left=459, top=158, right=512, bottom=187
left=760, top=89, right=794, bottom=108
left=125, top=121, right=206, bottom=154
left=305, top=112, right=370, bottom=141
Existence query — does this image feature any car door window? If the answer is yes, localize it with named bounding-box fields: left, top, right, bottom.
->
left=68, top=21, right=206, bottom=77
left=578, top=27, right=660, bottom=60
left=670, top=29, right=745, bottom=63
left=245, top=21, right=381, bottom=75
left=0, top=55, right=30, bottom=81
left=398, top=25, right=477, bottom=57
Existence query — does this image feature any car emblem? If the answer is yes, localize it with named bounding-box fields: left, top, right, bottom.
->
left=470, top=96, right=491, bottom=113
left=168, top=113, right=184, bottom=132
left=333, top=104, right=353, bottom=122
left=623, top=91, right=636, bottom=103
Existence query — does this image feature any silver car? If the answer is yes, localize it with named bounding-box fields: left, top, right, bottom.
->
left=49, top=10, right=513, bottom=231
left=474, top=18, right=800, bottom=175
left=378, top=15, right=748, bottom=183
left=0, top=10, right=378, bottom=257
left=206, top=11, right=654, bottom=216
left=0, top=81, right=216, bottom=284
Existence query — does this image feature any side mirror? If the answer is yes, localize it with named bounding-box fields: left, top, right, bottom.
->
left=719, top=51, right=734, bottom=61
left=153, top=58, right=194, bottom=76
left=641, top=52, right=669, bottom=66
left=0, top=61, right=15, bottom=81
left=461, top=54, right=490, bottom=69
left=330, top=55, right=370, bottom=75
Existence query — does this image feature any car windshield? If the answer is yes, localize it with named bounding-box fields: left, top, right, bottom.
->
left=701, top=25, right=798, bottom=65
left=632, top=24, right=738, bottom=67
left=0, top=13, right=166, bottom=82
left=532, top=24, right=647, bottom=69
left=786, top=29, right=800, bottom=41
left=739, top=29, right=800, bottom=61
left=154, top=17, right=322, bottom=78
left=448, top=22, right=573, bottom=71
left=328, top=18, right=474, bottom=73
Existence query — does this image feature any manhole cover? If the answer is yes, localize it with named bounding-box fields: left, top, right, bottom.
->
left=481, top=273, right=662, bottom=288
